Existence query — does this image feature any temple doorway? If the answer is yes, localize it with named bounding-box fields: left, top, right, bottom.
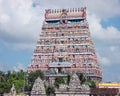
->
left=58, top=67, right=62, bottom=73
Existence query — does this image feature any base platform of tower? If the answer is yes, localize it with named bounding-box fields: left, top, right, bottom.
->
left=27, top=7, right=102, bottom=83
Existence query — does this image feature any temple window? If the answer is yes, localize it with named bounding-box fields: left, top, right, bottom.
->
left=72, top=45, right=74, bottom=48
left=59, top=58, right=63, bottom=62
left=62, top=33, right=64, bottom=36
left=76, top=48, right=79, bottom=52
left=73, top=55, right=75, bottom=58
left=67, top=45, right=70, bottom=48
left=61, top=40, right=64, bottom=44
left=60, top=49, right=63, bottom=52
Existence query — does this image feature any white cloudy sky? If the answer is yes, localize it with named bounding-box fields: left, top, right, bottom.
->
left=0, top=0, right=120, bottom=82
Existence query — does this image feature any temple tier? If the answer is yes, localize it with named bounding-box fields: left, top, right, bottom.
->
left=28, top=7, right=102, bottom=82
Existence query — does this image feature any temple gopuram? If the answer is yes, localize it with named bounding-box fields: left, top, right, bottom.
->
left=28, top=7, right=102, bottom=82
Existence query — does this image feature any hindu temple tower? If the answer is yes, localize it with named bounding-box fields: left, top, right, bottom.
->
left=28, top=7, right=102, bottom=82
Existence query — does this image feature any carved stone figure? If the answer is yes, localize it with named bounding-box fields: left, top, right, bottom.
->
left=10, top=84, right=16, bottom=96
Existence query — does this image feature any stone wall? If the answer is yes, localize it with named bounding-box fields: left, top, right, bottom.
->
left=4, top=93, right=29, bottom=96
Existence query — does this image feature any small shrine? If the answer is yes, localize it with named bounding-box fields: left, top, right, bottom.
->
left=69, top=73, right=82, bottom=90
left=55, top=73, right=90, bottom=96
left=31, top=77, right=46, bottom=96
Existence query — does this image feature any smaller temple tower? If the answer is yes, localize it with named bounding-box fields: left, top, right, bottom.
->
left=69, top=73, right=82, bottom=90
left=31, top=77, right=46, bottom=96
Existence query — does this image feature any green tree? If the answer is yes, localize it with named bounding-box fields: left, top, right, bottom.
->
left=9, top=70, right=25, bottom=93
left=2, top=82, right=11, bottom=93
left=5, top=71, right=11, bottom=80
left=46, top=86, right=55, bottom=96
left=0, top=70, right=29, bottom=94
left=27, top=70, right=44, bottom=91
left=0, top=71, right=5, bottom=82
left=84, top=80, right=96, bottom=88
left=77, top=73, right=87, bottom=84
left=54, top=77, right=65, bottom=88
left=66, top=74, right=71, bottom=85
left=13, top=80, right=24, bottom=93
left=77, top=73, right=96, bottom=88
left=0, top=71, right=11, bottom=94
left=0, top=82, right=4, bottom=94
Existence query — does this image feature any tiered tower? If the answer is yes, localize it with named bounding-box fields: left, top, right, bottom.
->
left=28, top=7, right=102, bottom=82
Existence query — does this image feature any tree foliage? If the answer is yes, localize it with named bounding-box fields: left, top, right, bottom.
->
left=77, top=73, right=96, bottom=88
left=54, top=77, right=65, bottom=88
left=84, top=80, right=96, bottom=88
left=77, top=73, right=87, bottom=84
left=0, top=70, right=25, bottom=94
left=26, top=70, right=44, bottom=91
left=46, top=86, right=55, bottom=96
left=67, top=74, right=71, bottom=85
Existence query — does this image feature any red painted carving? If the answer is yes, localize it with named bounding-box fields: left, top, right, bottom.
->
left=82, top=7, right=86, bottom=19
left=45, top=9, right=51, bottom=19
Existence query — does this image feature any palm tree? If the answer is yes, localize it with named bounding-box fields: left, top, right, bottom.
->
left=5, top=71, right=11, bottom=81
left=85, top=80, right=96, bottom=88
left=77, top=73, right=96, bottom=88
left=0, top=71, right=5, bottom=82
